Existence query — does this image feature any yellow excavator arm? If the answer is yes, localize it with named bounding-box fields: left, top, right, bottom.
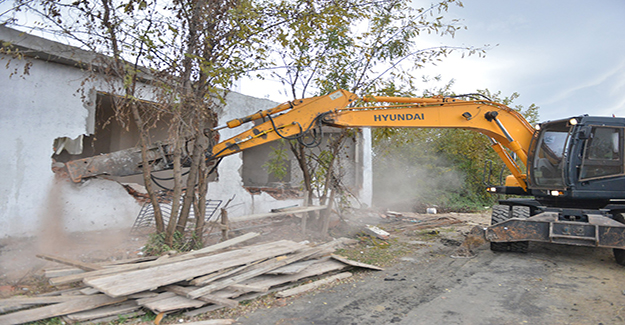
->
left=212, top=89, right=534, bottom=190
left=63, top=89, right=535, bottom=191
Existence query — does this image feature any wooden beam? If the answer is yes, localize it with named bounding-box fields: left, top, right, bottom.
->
left=165, top=285, right=238, bottom=308
left=50, top=232, right=260, bottom=286
left=276, top=272, right=352, bottom=297
left=331, top=254, right=384, bottom=271
left=0, top=294, right=126, bottom=325
left=85, top=240, right=305, bottom=297
left=36, top=254, right=103, bottom=271
left=235, top=206, right=327, bottom=222
left=178, top=320, right=235, bottom=325
left=0, top=295, right=82, bottom=306
left=187, top=246, right=323, bottom=299
left=65, top=301, right=139, bottom=322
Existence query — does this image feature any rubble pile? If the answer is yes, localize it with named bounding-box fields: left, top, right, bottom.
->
left=0, top=232, right=380, bottom=324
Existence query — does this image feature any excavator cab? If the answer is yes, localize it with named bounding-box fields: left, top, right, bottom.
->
left=527, top=116, right=625, bottom=203
left=491, top=116, right=625, bottom=264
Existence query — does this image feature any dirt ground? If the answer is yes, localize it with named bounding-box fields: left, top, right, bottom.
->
left=236, top=212, right=625, bottom=325
left=1, top=211, right=624, bottom=324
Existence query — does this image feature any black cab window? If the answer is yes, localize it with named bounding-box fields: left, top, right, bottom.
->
left=580, top=127, right=624, bottom=180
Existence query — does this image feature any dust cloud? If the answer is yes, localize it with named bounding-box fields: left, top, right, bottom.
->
left=0, top=176, right=67, bottom=284
left=373, top=149, right=463, bottom=212
left=37, top=175, right=71, bottom=254
left=0, top=176, right=141, bottom=285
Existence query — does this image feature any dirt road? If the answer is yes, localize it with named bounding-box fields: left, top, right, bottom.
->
left=238, top=239, right=625, bottom=324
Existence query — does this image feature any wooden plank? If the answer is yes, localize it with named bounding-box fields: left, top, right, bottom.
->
left=44, top=268, right=85, bottom=278
left=38, top=287, right=85, bottom=297
left=227, top=284, right=269, bottom=293
left=127, top=291, right=159, bottom=299
left=36, top=254, right=103, bottom=271
left=0, top=304, right=28, bottom=314
left=50, top=232, right=260, bottom=286
left=104, top=256, right=159, bottom=265
left=180, top=320, right=235, bottom=325
left=240, top=259, right=347, bottom=289
left=276, top=272, right=353, bottom=297
left=331, top=254, right=384, bottom=271
left=190, top=232, right=259, bottom=255
left=136, top=292, right=176, bottom=305
left=191, top=258, right=267, bottom=286
left=187, top=246, right=323, bottom=299
left=71, top=310, right=145, bottom=325
left=0, top=295, right=82, bottom=306
left=187, top=258, right=344, bottom=302
left=190, top=264, right=248, bottom=286
left=166, top=285, right=238, bottom=308
left=65, top=301, right=139, bottom=321
left=85, top=240, right=305, bottom=297
left=0, top=294, right=126, bottom=325
left=181, top=259, right=347, bottom=317
left=267, top=259, right=319, bottom=275
left=79, top=287, right=100, bottom=295
left=138, top=291, right=205, bottom=313
left=235, top=206, right=327, bottom=222
left=44, top=256, right=157, bottom=279
left=320, top=190, right=336, bottom=235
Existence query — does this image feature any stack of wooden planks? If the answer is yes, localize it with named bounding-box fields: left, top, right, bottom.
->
left=0, top=232, right=381, bottom=324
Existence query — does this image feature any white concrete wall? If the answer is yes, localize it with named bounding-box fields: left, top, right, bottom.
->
left=360, top=128, right=373, bottom=207
left=209, top=91, right=304, bottom=219
left=0, top=54, right=142, bottom=238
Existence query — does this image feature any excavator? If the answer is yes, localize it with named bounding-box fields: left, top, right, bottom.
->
left=61, top=89, right=625, bottom=265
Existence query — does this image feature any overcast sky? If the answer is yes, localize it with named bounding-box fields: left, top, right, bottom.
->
left=241, top=0, right=625, bottom=122
left=3, top=0, right=623, bottom=122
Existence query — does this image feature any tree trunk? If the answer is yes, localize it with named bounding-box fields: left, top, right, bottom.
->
left=165, top=127, right=184, bottom=246
left=320, top=130, right=348, bottom=205
left=176, top=128, right=208, bottom=233
left=130, top=102, right=165, bottom=233
left=290, top=142, right=313, bottom=205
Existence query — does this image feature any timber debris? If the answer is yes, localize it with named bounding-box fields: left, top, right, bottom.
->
left=0, top=233, right=380, bottom=324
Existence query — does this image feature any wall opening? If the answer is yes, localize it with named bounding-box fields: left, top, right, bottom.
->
left=52, top=92, right=217, bottom=186
left=241, top=129, right=362, bottom=199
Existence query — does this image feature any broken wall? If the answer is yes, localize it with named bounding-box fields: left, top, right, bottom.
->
left=0, top=26, right=373, bottom=238
left=0, top=40, right=141, bottom=237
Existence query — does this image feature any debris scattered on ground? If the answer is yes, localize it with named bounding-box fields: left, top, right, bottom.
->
left=0, top=232, right=382, bottom=324
left=382, top=213, right=463, bottom=231
left=363, top=225, right=391, bottom=240
left=451, top=226, right=488, bottom=259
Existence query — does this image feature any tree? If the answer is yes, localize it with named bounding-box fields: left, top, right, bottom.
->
left=259, top=0, right=485, bottom=208
left=2, top=0, right=272, bottom=249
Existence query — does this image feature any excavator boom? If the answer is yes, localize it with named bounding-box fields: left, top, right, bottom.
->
left=212, top=90, right=534, bottom=190
left=64, top=89, right=534, bottom=190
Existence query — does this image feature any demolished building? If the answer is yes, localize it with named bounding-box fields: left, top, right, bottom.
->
left=0, top=26, right=372, bottom=238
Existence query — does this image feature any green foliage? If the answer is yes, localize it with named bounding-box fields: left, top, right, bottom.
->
left=262, top=140, right=289, bottom=182
left=477, top=89, right=540, bottom=124
left=334, top=236, right=411, bottom=267
left=259, top=0, right=480, bottom=98
left=309, top=149, right=335, bottom=196
left=142, top=231, right=201, bottom=256
left=372, top=90, right=540, bottom=212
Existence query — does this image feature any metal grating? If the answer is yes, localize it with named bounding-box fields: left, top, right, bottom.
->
left=130, top=198, right=222, bottom=235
